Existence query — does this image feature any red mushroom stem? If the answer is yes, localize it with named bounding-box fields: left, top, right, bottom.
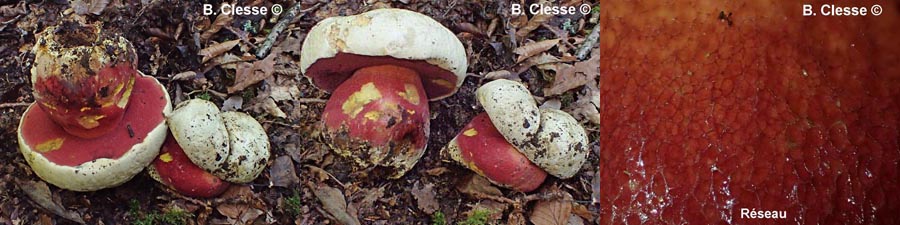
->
left=151, top=134, right=230, bottom=198
left=322, top=65, right=430, bottom=174
left=33, top=63, right=136, bottom=138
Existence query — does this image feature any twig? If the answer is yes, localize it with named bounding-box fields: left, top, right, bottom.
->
left=294, top=98, right=327, bottom=103
left=255, top=2, right=323, bottom=59
left=576, top=22, right=600, bottom=60
left=0, top=102, right=31, bottom=108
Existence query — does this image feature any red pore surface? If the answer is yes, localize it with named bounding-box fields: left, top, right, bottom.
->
left=323, top=65, right=430, bottom=153
left=152, top=134, right=229, bottom=198
left=305, top=53, right=459, bottom=100
left=33, top=63, right=137, bottom=138
left=20, top=75, right=167, bottom=166
left=455, top=113, right=546, bottom=192
left=601, top=1, right=900, bottom=224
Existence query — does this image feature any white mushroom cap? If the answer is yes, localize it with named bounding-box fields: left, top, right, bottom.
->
left=476, top=79, right=540, bottom=148
left=300, top=8, right=467, bottom=100
left=166, top=99, right=230, bottom=170
left=218, top=112, right=270, bottom=183
left=525, top=108, right=590, bottom=179
left=166, top=99, right=270, bottom=183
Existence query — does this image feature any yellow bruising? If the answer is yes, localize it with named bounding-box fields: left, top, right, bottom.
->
left=463, top=128, right=478, bottom=137
left=342, top=82, right=382, bottom=118
left=159, top=153, right=173, bottom=163
left=114, top=75, right=135, bottom=108
left=364, top=111, right=381, bottom=121
left=35, top=138, right=65, bottom=153
left=77, top=114, right=106, bottom=129
left=397, top=84, right=421, bottom=105
left=432, top=79, right=455, bottom=90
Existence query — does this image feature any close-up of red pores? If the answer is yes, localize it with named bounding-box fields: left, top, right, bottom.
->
left=600, top=1, right=899, bottom=224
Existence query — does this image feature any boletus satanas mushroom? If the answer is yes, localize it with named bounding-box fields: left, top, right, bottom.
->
left=443, top=79, right=589, bottom=192
left=300, top=8, right=467, bottom=178
left=17, top=21, right=171, bottom=191
left=148, top=99, right=270, bottom=197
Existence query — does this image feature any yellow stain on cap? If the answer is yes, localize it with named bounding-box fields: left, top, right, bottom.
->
left=159, top=153, right=173, bottom=163
left=398, top=84, right=420, bottom=105
left=342, top=82, right=382, bottom=118
left=77, top=114, right=105, bottom=129
left=35, top=138, right=65, bottom=153
left=463, top=128, right=478, bottom=137
left=364, top=111, right=381, bottom=121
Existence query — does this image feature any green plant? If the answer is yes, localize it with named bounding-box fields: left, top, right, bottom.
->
left=431, top=211, right=446, bottom=225
left=128, top=199, right=192, bottom=225
left=197, top=92, right=212, bottom=101
left=284, top=192, right=303, bottom=216
left=458, top=209, right=492, bottom=225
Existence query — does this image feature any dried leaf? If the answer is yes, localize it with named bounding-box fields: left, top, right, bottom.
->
left=279, top=33, right=305, bottom=56
left=571, top=203, right=596, bottom=221
left=543, top=55, right=599, bottom=96
left=171, top=71, right=197, bottom=81
left=411, top=182, right=439, bottom=214
left=202, top=13, right=233, bottom=40
left=262, top=98, right=287, bottom=118
left=507, top=211, right=527, bottom=225
left=516, top=10, right=552, bottom=39
left=228, top=53, right=276, bottom=93
left=222, top=95, right=243, bottom=112
left=210, top=53, right=249, bottom=68
left=457, top=174, right=503, bottom=198
left=529, top=199, right=572, bottom=225
left=314, top=184, right=361, bottom=225
left=199, top=40, right=240, bottom=64
left=270, top=155, right=300, bottom=188
left=567, top=215, right=585, bottom=225
left=424, top=167, right=450, bottom=176
left=269, top=85, right=300, bottom=102
left=71, top=0, right=109, bottom=15
left=540, top=99, right=561, bottom=110
left=568, top=84, right=600, bottom=125
left=16, top=180, right=85, bottom=224
left=591, top=169, right=600, bottom=205
left=514, top=39, right=560, bottom=63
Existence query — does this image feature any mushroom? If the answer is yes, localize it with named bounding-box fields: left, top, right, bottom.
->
left=148, top=134, right=230, bottom=198
left=444, top=113, right=547, bottom=192
left=443, top=79, right=589, bottom=191
left=300, top=8, right=466, bottom=178
left=165, top=99, right=270, bottom=184
left=17, top=22, right=171, bottom=191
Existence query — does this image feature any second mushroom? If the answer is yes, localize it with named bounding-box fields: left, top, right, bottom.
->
left=299, top=8, right=467, bottom=178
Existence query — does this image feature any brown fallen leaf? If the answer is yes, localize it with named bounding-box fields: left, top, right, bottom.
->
left=516, top=9, right=552, bottom=40
left=315, top=184, right=361, bottom=225
left=529, top=198, right=572, bottom=225
left=483, top=70, right=518, bottom=81
left=514, top=39, right=560, bottom=63
left=507, top=211, right=527, bottom=225
left=201, top=13, right=234, bottom=41
left=228, top=51, right=277, bottom=93
left=568, top=84, right=600, bottom=125
left=571, top=203, right=596, bottom=222
left=16, top=180, right=85, bottom=224
left=457, top=174, right=503, bottom=198
left=262, top=98, right=287, bottom=118
left=270, top=155, right=300, bottom=188
left=543, top=50, right=600, bottom=96
left=199, top=40, right=240, bottom=64
left=411, top=182, right=440, bottom=214
left=348, top=186, right=384, bottom=217
left=424, top=167, right=450, bottom=176
left=71, top=0, right=109, bottom=15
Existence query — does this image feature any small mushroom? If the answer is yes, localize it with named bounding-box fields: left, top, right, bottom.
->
left=148, top=134, right=230, bottom=198
left=17, top=22, right=171, bottom=191
left=166, top=99, right=270, bottom=183
left=300, top=9, right=467, bottom=178
left=443, top=113, right=547, bottom=192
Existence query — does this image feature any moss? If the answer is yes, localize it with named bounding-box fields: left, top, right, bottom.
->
left=458, top=209, right=492, bottom=225
left=128, top=199, right=193, bottom=225
left=431, top=211, right=446, bottom=225
left=284, top=191, right=303, bottom=217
